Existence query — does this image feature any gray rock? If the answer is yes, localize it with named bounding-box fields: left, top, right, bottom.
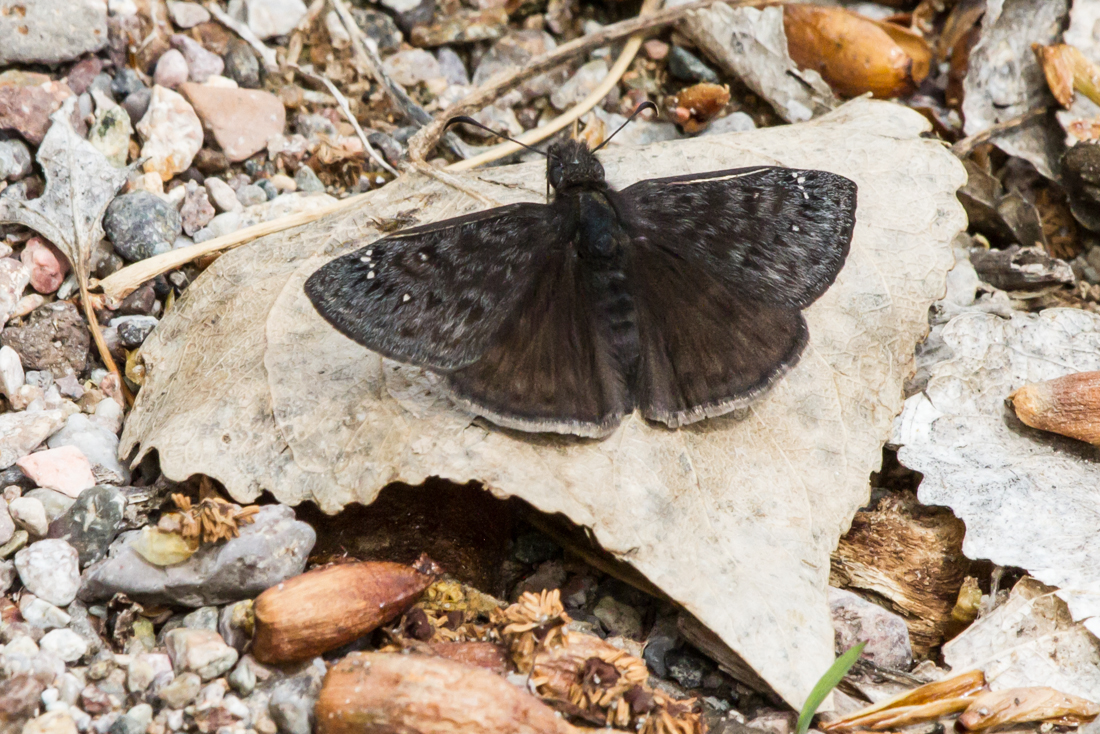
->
left=15, top=539, right=80, bottom=606
left=25, top=489, right=75, bottom=524
left=551, top=59, right=609, bottom=111
left=0, top=0, right=108, bottom=64
left=104, top=192, right=182, bottom=262
left=226, top=659, right=255, bottom=696
left=18, top=595, right=70, bottom=629
left=109, top=316, right=158, bottom=350
left=664, top=647, right=709, bottom=689
left=702, top=112, right=756, bottom=135
left=0, top=559, right=14, bottom=593
left=47, top=486, right=125, bottom=568
left=121, top=89, right=152, bottom=128
left=110, top=69, right=146, bottom=100
left=47, top=415, right=128, bottom=487
left=235, top=184, right=267, bottom=207
left=182, top=607, right=218, bottom=632
left=2, top=301, right=90, bottom=377
left=256, top=179, right=278, bottom=201
left=351, top=8, right=402, bottom=52
left=0, top=410, right=66, bottom=471
left=65, top=600, right=106, bottom=655
left=268, top=660, right=325, bottom=734
left=223, top=39, right=261, bottom=89
left=8, top=496, right=47, bottom=537
left=0, top=139, right=32, bottom=182
left=164, top=629, right=237, bottom=680
left=108, top=713, right=144, bottom=734
left=127, top=652, right=172, bottom=693
left=642, top=614, right=678, bottom=677
left=156, top=672, right=201, bottom=708
left=167, top=1, right=211, bottom=29
left=244, top=0, right=308, bottom=39
left=218, top=601, right=252, bottom=651
left=436, top=47, right=469, bottom=86
left=668, top=46, right=720, bottom=84
left=171, top=35, right=224, bottom=83
left=203, top=177, right=242, bottom=213
left=292, top=165, right=323, bottom=193
left=0, top=499, right=14, bottom=546
left=153, top=49, right=189, bottom=89
left=828, top=587, right=912, bottom=670
left=80, top=505, right=315, bottom=606
left=592, top=595, right=643, bottom=639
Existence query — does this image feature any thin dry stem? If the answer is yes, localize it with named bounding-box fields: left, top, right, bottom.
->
left=291, top=64, right=399, bottom=175
left=408, top=0, right=774, bottom=162
left=447, top=0, right=663, bottom=171
left=951, top=106, right=1051, bottom=158
left=95, top=193, right=370, bottom=302
left=204, top=2, right=279, bottom=72
left=79, top=277, right=132, bottom=405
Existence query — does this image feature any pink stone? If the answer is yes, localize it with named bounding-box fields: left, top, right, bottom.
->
left=20, top=238, right=70, bottom=295
left=178, top=83, right=286, bottom=162
left=16, top=446, right=96, bottom=498
left=154, top=49, right=190, bottom=89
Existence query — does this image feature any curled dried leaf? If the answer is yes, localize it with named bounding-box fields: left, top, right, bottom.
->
left=1033, top=43, right=1100, bottom=109
left=959, top=687, right=1100, bottom=730
left=823, top=669, right=986, bottom=731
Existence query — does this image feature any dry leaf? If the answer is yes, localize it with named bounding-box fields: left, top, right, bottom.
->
left=960, top=0, right=1067, bottom=178
left=1051, top=5, right=1100, bottom=145
left=944, top=578, right=1100, bottom=701
left=674, top=2, right=837, bottom=123
left=958, top=687, right=1100, bottom=730
left=893, top=308, right=1100, bottom=646
left=119, top=98, right=965, bottom=707
left=0, top=98, right=129, bottom=286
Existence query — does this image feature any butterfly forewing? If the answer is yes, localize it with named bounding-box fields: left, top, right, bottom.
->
left=611, top=167, right=856, bottom=309
left=305, top=204, right=565, bottom=371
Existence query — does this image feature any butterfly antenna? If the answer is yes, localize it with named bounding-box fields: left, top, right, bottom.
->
left=592, top=101, right=658, bottom=152
left=445, top=116, right=548, bottom=157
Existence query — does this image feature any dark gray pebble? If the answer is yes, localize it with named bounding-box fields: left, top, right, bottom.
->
left=668, top=46, right=720, bottom=84
left=104, top=191, right=181, bottom=262
left=48, top=486, right=126, bottom=568
left=293, top=165, right=324, bottom=193
left=223, top=39, right=261, bottom=89
left=121, top=88, right=152, bottom=127
left=112, top=315, right=158, bottom=349
left=110, top=68, right=146, bottom=99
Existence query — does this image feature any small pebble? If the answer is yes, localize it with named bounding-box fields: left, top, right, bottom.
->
left=171, top=35, right=224, bottom=83
left=256, top=179, right=278, bottom=200
left=293, top=165, right=324, bottom=193
left=179, top=183, right=215, bottom=235
left=110, top=69, right=146, bottom=100
left=0, top=139, right=33, bottom=182
left=136, top=85, right=204, bottom=181
left=551, top=59, right=609, bottom=111
left=14, top=539, right=80, bottom=606
left=19, top=595, right=70, bottom=629
left=0, top=257, right=31, bottom=328
left=236, top=184, right=266, bottom=207
left=22, top=711, right=76, bottom=734
left=120, top=88, right=152, bottom=127
left=222, top=40, right=261, bottom=89
left=668, top=46, right=720, bottom=83
left=164, top=629, right=238, bottom=680
left=203, top=177, right=242, bottom=213
left=8, top=496, right=48, bottom=537
left=104, top=191, right=182, bottom=262
left=269, top=173, right=296, bottom=193
left=244, top=0, right=309, bottom=39
left=25, top=489, right=75, bottom=524
left=39, top=630, right=87, bottom=663
left=87, top=92, right=134, bottom=168
left=436, top=47, right=470, bottom=85
left=127, top=653, right=172, bottom=693
left=21, top=237, right=70, bottom=295
left=0, top=501, right=13, bottom=547
left=166, top=1, right=211, bottom=28
left=179, top=83, right=286, bottom=163
left=47, top=485, right=126, bottom=567
left=382, top=49, right=443, bottom=88
left=643, top=39, right=669, bottom=61
left=153, top=50, right=190, bottom=89
left=16, top=446, right=97, bottom=498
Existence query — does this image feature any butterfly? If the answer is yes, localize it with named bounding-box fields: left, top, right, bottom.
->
left=305, top=107, right=857, bottom=438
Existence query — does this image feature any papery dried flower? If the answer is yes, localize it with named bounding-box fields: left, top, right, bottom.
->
left=171, top=492, right=260, bottom=545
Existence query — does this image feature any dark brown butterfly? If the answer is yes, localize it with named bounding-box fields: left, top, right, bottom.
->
left=305, top=110, right=857, bottom=437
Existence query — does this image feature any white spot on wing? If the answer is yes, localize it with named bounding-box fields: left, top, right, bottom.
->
left=367, top=271, right=375, bottom=279
left=403, top=293, right=411, bottom=302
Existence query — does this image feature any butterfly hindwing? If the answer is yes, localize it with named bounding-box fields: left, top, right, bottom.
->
left=445, top=226, right=632, bottom=437
left=611, top=166, right=856, bottom=309
left=629, top=240, right=808, bottom=427
left=305, top=204, right=565, bottom=370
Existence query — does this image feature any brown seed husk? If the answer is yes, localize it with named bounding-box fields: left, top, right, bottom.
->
left=315, top=652, right=580, bottom=734
left=251, top=561, right=431, bottom=663
left=1009, top=371, right=1100, bottom=444
left=959, top=687, right=1100, bottom=730
left=784, top=5, right=931, bottom=99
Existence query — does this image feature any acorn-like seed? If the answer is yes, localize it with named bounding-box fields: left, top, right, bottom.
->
left=251, top=561, right=431, bottom=664
left=1009, top=371, right=1100, bottom=444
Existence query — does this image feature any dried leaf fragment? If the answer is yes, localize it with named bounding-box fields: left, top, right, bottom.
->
left=959, top=687, right=1100, bottom=730
left=784, top=5, right=931, bottom=98
left=1033, top=44, right=1100, bottom=109
left=251, top=561, right=432, bottom=663
left=315, top=652, right=580, bottom=734
left=1009, top=371, right=1100, bottom=444
left=823, top=669, right=985, bottom=731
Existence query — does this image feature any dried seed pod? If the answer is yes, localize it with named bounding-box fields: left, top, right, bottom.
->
left=251, top=561, right=431, bottom=664
left=1009, top=372, right=1100, bottom=444
left=667, top=83, right=731, bottom=134
left=315, top=652, right=580, bottom=734
left=784, top=5, right=931, bottom=99
left=959, top=687, right=1100, bottom=730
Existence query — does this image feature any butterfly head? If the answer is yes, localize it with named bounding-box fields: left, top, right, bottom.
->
left=546, top=140, right=606, bottom=192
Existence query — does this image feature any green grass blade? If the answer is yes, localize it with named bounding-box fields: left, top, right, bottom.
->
left=795, top=641, right=866, bottom=734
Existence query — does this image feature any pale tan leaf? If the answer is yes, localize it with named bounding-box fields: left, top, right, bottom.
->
left=119, top=98, right=966, bottom=707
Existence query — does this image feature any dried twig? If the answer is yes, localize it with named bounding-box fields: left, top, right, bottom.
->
left=95, top=193, right=370, bottom=302
left=292, top=64, right=399, bottom=175
left=204, top=2, right=279, bottom=72
left=448, top=0, right=663, bottom=171
left=951, top=106, right=1051, bottom=159
left=408, top=0, right=773, bottom=161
